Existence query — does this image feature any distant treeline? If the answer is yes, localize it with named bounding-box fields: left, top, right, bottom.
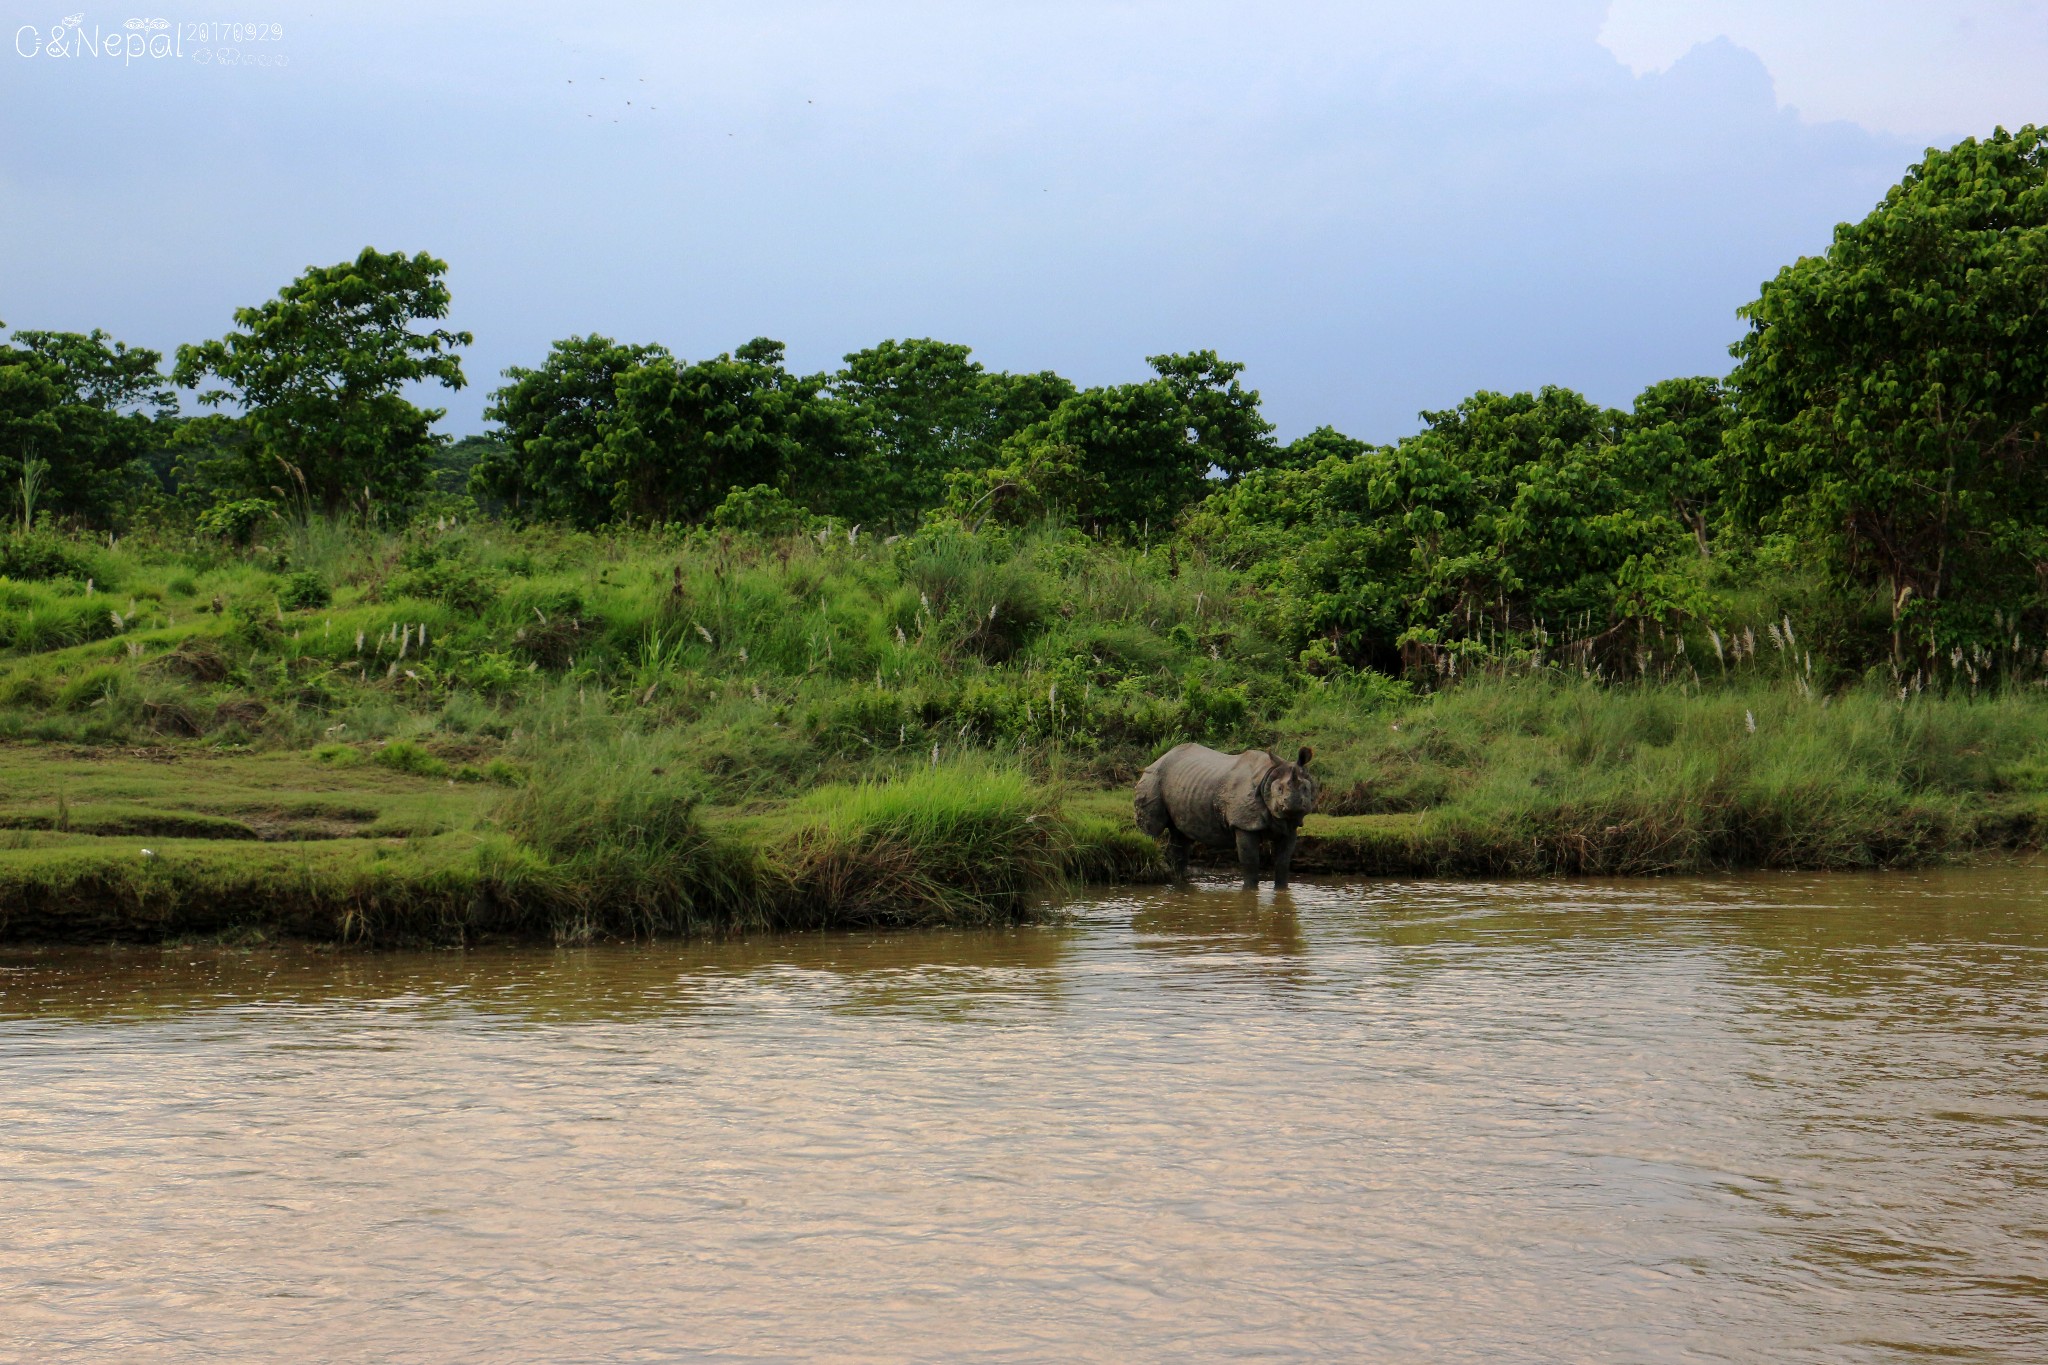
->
left=5, top=126, right=2046, bottom=677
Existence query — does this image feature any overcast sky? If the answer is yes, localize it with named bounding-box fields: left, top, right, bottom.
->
left=4, top=2, right=2045, bottom=441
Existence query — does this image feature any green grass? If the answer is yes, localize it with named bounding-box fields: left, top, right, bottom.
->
left=1285, top=676, right=2048, bottom=874
left=1, top=517, right=2044, bottom=944
left=0, top=747, right=1155, bottom=945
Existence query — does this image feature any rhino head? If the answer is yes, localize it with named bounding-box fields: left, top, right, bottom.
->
left=1263, top=746, right=1317, bottom=828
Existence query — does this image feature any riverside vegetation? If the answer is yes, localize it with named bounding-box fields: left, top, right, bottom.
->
left=4, top=129, right=2048, bottom=944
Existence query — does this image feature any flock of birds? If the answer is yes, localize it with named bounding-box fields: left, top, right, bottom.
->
left=569, top=75, right=653, bottom=124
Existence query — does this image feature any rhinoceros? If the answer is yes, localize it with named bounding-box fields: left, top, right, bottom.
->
left=1133, top=743, right=1317, bottom=888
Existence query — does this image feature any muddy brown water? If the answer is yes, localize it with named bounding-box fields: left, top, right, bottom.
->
left=4, top=867, right=2047, bottom=1362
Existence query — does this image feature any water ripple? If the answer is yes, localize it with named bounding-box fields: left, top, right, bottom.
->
left=3, top=865, right=2046, bottom=1361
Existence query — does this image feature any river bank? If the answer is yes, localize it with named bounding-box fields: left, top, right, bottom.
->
left=5, top=522, right=2048, bottom=945
left=3, top=720, right=2042, bottom=945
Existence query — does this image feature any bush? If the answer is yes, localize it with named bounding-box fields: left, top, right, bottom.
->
left=391, top=560, right=503, bottom=613
left=278, top=571, right=332, bottom=611
left=371, top=739, right=449, bottom=778
left=0, top=530, right=95, bottom=582
left=196, top=499, right=277, bottom=547
left=227, top=598, right=282, bottom=647
left=710, top=484, right=814, bottom=536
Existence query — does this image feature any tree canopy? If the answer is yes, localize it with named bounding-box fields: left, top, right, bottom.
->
left=1192, top=386, right=1687, bottom=671
left=0, top=327, right=172, bottom=526
left=593, top=340, right=849, bottom=525
left=473, top=334, right=672, bottom=527
left=1729, top=124, right=2048, bottom=657
left=831, top=339, right=1072, bottom=520
left=11, top=128, right=2048, bottom=686
left=173, top=248, right=471, bottom=515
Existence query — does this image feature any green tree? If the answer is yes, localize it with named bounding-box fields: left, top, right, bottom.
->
left=149, top=413, right=260, bottom=511
left=474, top=334, right=671, bottom=526
left=1729, top=126, right=2048, bottom=657
left=1146, top=350, right=1276, bottom=477
left=1192, top=387, right=1680, bottom=672
left=433, top=434, right=509, bottom=503
left=0, top=326, right=172, bottom=525
left=1278, top=424, right=1370, bottom=469
left=172, top=248, right=470, bottom=515
left=594, top=339, right=851, bottom=524
left=1621, top=377, right=1729, bottom=560
left=1018, top=381, right=1207, bottom=535
left=831, top=339, right=1073, bottom=522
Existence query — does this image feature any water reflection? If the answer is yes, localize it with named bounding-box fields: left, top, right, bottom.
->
left=3, top=864, right=2046, bottom=1361
left=0, top=922, right=1082, bottom=1026
left=1129, top=884, right=1306, bottom=950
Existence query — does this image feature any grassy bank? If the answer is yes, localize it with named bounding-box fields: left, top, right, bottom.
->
left=3, top=520, right=2045, bottom=945
left=0, top=747, right=1159, bottom=945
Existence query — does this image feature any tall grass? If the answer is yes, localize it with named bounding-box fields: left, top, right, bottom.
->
left=1296, top=675, right=2048, bottom=873
left=769, top=764, right=1073, bottom=925
left=491, top=737, right=1091, bottom=935
left=496, top=729, right=763, bottom=937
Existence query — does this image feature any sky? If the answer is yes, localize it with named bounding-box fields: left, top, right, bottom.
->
left=2, top=2, right=2045, bottom=442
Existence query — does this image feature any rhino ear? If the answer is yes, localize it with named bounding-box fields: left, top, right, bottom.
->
left=1297, top=746, right=1313, bottom=768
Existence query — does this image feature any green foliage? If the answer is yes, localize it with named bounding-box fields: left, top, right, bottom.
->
left=595, top=338, right=849, bottom=525
left=470, top=333, right=1266, bottom=539
left=432, top=433, right=507, bottom=503
left=1294, top=675, right=2046, bottom=873
left=771, top=763, right=1072, bottom=923
left=195, top=498, right=277, bottom=546
left=226, top=597, right=282, bottom=647
left=1730, top=125, right=2048, bottom=659
left=832, top=338, right=1074, bottom=521
left=1277, top=425, right=1370, bottom=469
left=709, top=483, right=815, bottom=536
left=1622, top=377, right=1730, bottom=560
left=278, top=571, right=332, bottom=611
left=1192, top=386, right=1686, bottom=673
left=172, top=248, right=472, bottom=515
left=950, top=351, right=1273, bottom=536
left=371, top=740, right=448, bottom=778
left=946, top=438, right=1100, bottom=531
left=1007, top=382, right=1206, bottom=535
left=0, top=327, right=172, bottom=526
left=475, top=334, right=671, bottom=526
left=0, top=527, right=97, bottom=582
left=387, top=537, right=499, bottom=611
left=1147, top=349, right=1277, bottom=478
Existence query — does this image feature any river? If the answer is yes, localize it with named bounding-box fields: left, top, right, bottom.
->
left=4, top=867, right=2046, bottom=1362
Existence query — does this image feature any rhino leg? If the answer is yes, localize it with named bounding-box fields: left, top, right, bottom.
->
left=1271, top=826, right=1299, bottom=890
left=1235, top=828, right=1263, bottom=888
left=1167, top=829, right=1193, bottom=883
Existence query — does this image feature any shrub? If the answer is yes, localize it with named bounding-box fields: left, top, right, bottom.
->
left=227, top=598, right=282, bottom=646
left=278, top=571, right=332, bottom=611
left=387, top=558, right=498, bottom=612
left=0, top=530, right=96, bottom=582
left=196, top=498, right=277, bottom=546
left=371, top=739, right=449, bottom=777
left=710, top=484, right=814, bottom=536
